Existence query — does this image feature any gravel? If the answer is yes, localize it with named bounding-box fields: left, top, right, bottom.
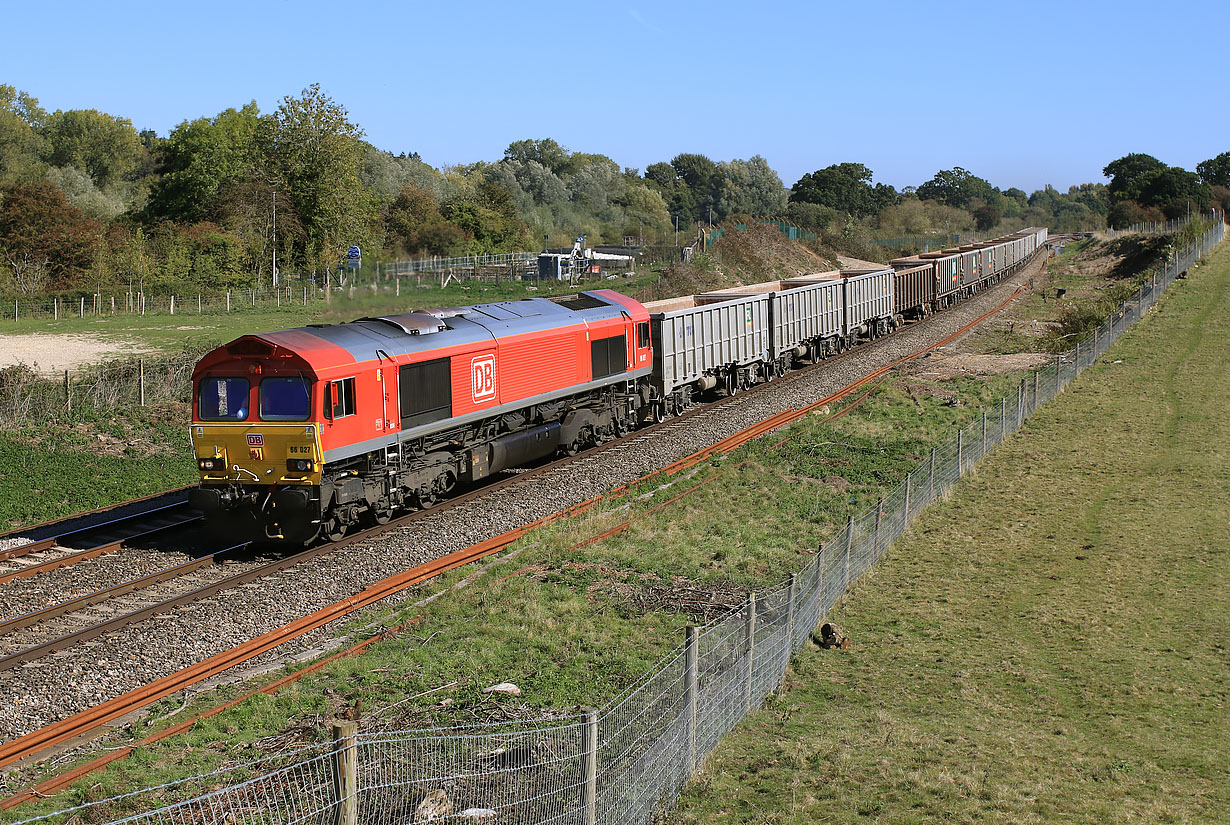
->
left=0, top=260, right=1044, bottom=745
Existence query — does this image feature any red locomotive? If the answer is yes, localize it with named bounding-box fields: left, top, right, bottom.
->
left=189, top=290, right=652, bottom=543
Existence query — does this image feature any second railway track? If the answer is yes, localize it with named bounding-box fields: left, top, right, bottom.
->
left=0, top=252, right=1049, bottom=762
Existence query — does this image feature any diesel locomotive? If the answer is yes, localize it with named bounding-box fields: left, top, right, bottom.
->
left=189, top=228, right=1047, bottom=543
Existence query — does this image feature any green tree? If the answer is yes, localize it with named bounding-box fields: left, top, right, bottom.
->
left=148, top=103, right=262, bottom=222
left=789, top=162, right=897, bottom=217
left=916, top=167, right=996, bottom=209
left=40, top=108, right=141, bottom=188
left=718, top=156, right=788, bottom=218
left=258, top=84, right=379, bottom=273
left=1102, top=153, right=1166, bottom=203
left=1196, top=152, right=1230, bottom=187
left=386, top=182, right=462, bottom=255
left=0, top=85, right=48, bottom=184
left=503, top=138, right=573, bottom=176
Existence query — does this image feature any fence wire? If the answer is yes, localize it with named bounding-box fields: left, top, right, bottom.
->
left=12, top=221, right=1224, bottom=825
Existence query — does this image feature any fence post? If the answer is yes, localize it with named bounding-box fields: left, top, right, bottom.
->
left=1018, top=379, right=1025, bottom=427
left=111, top=296, right=115, bottom=315
left=743, top=593, right=756, bottom=713
left=1032, top=370, right=1039, bottom=413
left=843, top=515, right=853, bottom=591
left=873, top=498, right=883, bottom=558
left=198, top=294, right=202, bottom=314
left=956, top=430, right=964, bottom=476
left=1000, top=396, right=1006, bottom=438
left=684, top=625, right=698, bottom=773
left=980, top=411, right=988, bottom=462
left=814, top=543, right=825, bottom=613
left=80, top=296, right=85, bottom=317
left=581, top=708, right=598, bottom=825
left=64, top=370, right=70, bottom=412
left=786, top=573, right=798, bottom=654
left=227, top=290, right=231, bottom=312
left=903, top=472, right=912, bottom=527
left=1055, top=355, right=1061, bottom=394
left=53, top=298, right=58, bottom=321
left=928, top=448, right=936, bottom=502
left=330, top=721, right=358, bottom=825
left=139, top=359, right=145, bottom=407
left=170, top=295, right=175, bottom=315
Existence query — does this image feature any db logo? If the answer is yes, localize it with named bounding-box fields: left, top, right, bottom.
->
left=471, top=355, right=497, bottom=403
left=246, top=434, right=264, bottom=447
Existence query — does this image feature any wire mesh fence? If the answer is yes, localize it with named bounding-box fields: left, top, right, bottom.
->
left=12, top=221, right=1225, bottom=825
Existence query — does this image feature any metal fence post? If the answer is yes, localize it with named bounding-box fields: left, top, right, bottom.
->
left=1000, top=396, right=1006, bottom=438
left=684, top=625, right=698, bottom=773
left=582, top=709, right=598, bottom=825
left=928, top=448, right=936, bottom=502
left=903, top=472, right=912, bottom=526
left=1018, top=379, right=1025, bottom=427
left=786, top=573, right=798, bottom=654
left=980, top=411, right=987, bottom=462
left=1055, top=355, right=1061, bottom=394
left=330, top=721, right=358, bottom=825
left=1075, top=340, right=1081, bottom=373
left=815, top=544, right=825, bottom=613
left=843, top=516, right=853, bottom=591
left=743, top=594, right=756, bottom=713
left=1033, top=370, right=1040, bottom=412
left=64, top=370, right=70, bottom=413
left=873, top=498, right=884, bottom=558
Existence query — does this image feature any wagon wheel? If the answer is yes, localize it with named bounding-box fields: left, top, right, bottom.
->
left=652, top=402, right=667, bottom=424
left=324, top=517, right=348, bottom=542
left=725, top=372, right=739, bottom=396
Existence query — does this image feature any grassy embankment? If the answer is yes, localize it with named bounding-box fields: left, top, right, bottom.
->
left=3, top=356, right=1033, bottom=818
left=667, top=241, right=1230, bottom=823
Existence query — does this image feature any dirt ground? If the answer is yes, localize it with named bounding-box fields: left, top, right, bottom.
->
left=0, top=333, right=151, bottom=373
left=901, top=350, right=1053, bottom=381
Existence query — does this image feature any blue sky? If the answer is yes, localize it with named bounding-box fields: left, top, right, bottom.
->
left=3, top=0, right=1227, bottom=193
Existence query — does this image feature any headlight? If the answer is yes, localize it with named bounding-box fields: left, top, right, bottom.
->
left=286, top=459, right=315, bottom=473
left=198, top=458, right=222, bottom=471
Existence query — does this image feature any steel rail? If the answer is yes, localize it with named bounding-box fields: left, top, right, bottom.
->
left=0, top=253, right=1046, bottom=777
left=0, top=513, right=203, bottom=585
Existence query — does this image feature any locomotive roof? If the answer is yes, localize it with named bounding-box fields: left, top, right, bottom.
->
left=243, top=290, right=639, bottom=370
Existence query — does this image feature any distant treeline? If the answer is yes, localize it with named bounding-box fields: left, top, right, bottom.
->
left=2, top=81, right=1228, bottom=297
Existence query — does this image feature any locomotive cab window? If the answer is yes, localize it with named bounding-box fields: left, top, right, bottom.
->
left=637, top=321, right=650, bottom=349
left=198, top=376, right=249, bottom=421
left=260, top=376, right=311, bottom=421
left=327, top=377, right=356, bottom=419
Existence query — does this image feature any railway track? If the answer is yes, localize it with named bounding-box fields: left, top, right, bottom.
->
left=0, top=497, right=198, bottom=585
left=0, top=253, right=1048, bottom=785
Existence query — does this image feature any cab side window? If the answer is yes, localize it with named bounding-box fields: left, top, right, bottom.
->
left=637, top=321, right=650, bottom=349
left=329, top=377, right=356, bottom=418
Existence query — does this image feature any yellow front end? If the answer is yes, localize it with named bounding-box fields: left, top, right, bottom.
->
left=191, top=423, right=324, bottom=486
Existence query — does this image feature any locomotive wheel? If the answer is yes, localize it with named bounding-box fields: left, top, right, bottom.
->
left=324, top=517, right=348, bottom=542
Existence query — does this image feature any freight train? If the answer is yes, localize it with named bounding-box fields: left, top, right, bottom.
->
left=189, top=227, right=1047, bottom=543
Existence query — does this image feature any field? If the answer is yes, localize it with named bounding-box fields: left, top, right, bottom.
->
left=667, top=241, right=1230, bottom=823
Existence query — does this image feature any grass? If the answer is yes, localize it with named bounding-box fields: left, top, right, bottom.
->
left=0, top=365, right=1031, bottom=819
left=0, top=407, right=196, bottom=532
left=666, top=241, right=1230, bottom=823
left=0, top=270, right=666, bottom=353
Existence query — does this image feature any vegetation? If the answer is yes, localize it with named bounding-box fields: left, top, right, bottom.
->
left=3, top=80, right=1225, bottom=302
left=669, top=240, right=1230, bottom=825
left=0, top=362, right=1034, bottom=821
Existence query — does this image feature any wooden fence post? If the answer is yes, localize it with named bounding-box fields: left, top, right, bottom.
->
left=139, top=359, right=145, bottom=407
left=581, top=708, right=598, bottom=825
left=684, top=625, right=698, bottom=773
left=330, top=721, right=358, bottom=825
left=873, top=498, right=884, bottom=559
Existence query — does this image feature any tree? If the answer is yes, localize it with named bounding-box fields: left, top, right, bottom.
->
left=717, top=156, right=787, bottom=218
left=386, top=183, right=462, bottom=256
left=503, top=138, right=572, bottom=176
left=1102, top=153, right=1166, bottom=203
left=147, top=103, right=262, bottom=222
left=670, top=153, right=721, bottom=223
left=258, top=84, right=378, bottom=273
left=916, top=167, right=996, bottom=209
left=789, top=162, right=897, bottom=217
left=0, top=85, right=48, bottom=184
left=0, top=180, right=102, bottom=288
left=1196, top=152, right=1230, bottom=188
left=40, top=109, right=141, bottom=188
left=972, top=203, right=1002, bottom=231
left=1135, top=166, right=1210, bottom=216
